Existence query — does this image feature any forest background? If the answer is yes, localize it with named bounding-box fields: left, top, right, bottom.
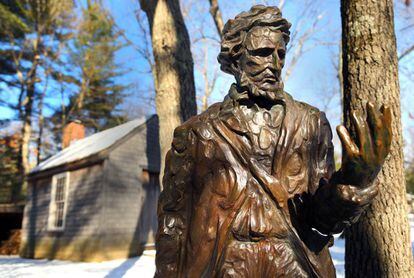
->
left=1, top=0, right=414, bottom=200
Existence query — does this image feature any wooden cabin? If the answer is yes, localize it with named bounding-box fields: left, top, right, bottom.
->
left=20, top=116, right=160, bottom=262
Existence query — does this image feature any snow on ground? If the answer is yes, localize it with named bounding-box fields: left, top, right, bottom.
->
left=1, top=216, right=413, bottom=278
left=331, top=235, right=346, bottom=278
left=0, top=251, right=156, bottom=278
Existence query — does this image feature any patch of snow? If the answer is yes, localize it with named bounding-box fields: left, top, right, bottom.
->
left=331, top=235, right=345, bottom=278
left=0, top=250, right=156, bottom=278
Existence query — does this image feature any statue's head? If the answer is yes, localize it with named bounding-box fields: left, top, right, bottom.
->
left=218, top=5, right=291, bottom=102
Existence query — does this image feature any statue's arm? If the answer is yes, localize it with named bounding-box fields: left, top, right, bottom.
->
left=155, top=126, right=195, bottom=277
left=310, top=104, right=392, bottom=235
left=309, top=175, right=378, bottom=235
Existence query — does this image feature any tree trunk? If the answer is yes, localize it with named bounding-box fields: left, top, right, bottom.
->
left=341, top=0, right=414, bottom=277
left=139, top=0, right=197, bottom=187
left=36, top=91, right=45, bottom=165
left=16, top=68, right=36, bottom=202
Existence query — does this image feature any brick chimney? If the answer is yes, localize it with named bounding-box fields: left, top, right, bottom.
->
left=62, top=121, right=85, bottom=148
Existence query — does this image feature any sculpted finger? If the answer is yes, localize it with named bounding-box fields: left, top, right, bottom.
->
left=380, top=105, right=393, bottom=152
left=380, top=105, right=391, bottom=125
left=367, top=102, right=384, bottom=156
left=367, top=102, right=382, bottom=135
left=352, top=111, right=371, bottom=153
left=336, top=125, right=359, bottom=155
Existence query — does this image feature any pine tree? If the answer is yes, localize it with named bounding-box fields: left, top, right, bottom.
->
left=0, top=132, right=21, bottom=203
left=0, top=1, right=28, bottom=80
left=0, top=0, right=74, bottom=199
left=50, top=0, right=127, bottom=137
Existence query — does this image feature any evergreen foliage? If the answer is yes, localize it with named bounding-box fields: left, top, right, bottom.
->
left=0, top=0, right=127, bottom=200
left=50, top=0, right=128, bottom=136
left=0, top=132, right=21, bottom=203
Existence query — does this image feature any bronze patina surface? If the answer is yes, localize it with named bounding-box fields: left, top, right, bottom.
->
left=155, top=5, right=392, bottom=278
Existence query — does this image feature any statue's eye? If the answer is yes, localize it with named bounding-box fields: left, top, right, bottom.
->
left=277, top=49, right=286, bottom=59
left=249, top=47, right=274, bottom=57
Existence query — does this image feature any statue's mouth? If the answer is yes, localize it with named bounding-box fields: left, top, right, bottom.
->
left=257, top=68, right=280, bottom=85
left=263, top=77, right=278, bottom=84
left=260, top=74, right=282, bottom=88
left=240, top=70, right=283, bottom=94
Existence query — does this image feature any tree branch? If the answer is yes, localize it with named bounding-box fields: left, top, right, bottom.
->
left=208, top=0, right=224, bottom=39
left=285, top=12, right=324, bottom=81
left=399, top=44, right=414, bottom=61
left=278, top=0, right=286, bottom=10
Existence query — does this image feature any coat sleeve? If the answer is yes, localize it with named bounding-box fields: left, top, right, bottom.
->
left=154, top=125, right=196, bottom=277
left=308, top=112, right=378, bottom=235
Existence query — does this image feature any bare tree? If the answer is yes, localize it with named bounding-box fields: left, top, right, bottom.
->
left=114, top=8, right=157, bottom=116
left=341, top=0, right=414, bottom=276
left=283, top=2, right=325, bottom=82
left=139, top=0, right=197, bottom=183
left=398, top=0, right=414, bottom=60
left=208, top=0, right=224, bottom=39
left=245, top=1, right=327, bottom=83
left=278, top=0, right=286, bottom=10
left=205, top=0, right=328, bottom=99
left=196, top=43, right=219, bottom=112
left=1, top=0, right=74, bottom=199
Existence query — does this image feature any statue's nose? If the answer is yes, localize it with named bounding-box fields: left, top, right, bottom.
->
left=272, top=50, right=282, bottom=70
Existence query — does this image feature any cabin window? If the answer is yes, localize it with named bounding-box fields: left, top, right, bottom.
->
left=48, top=172, right=69, bottom=231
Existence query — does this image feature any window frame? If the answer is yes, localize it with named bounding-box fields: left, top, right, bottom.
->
left=47, top=172, right=70, bottom=232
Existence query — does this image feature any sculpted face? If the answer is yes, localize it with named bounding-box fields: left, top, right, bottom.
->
left=238, top=26, right=286, bottom=102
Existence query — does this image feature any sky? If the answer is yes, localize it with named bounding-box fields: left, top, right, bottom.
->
left=105, top=0, right=343, bottom=117
left=1, top=0, right=413, bottom=157
left=105, top=0, right=414, bottom=158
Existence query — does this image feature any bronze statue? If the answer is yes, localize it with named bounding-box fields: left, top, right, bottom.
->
left=155, top=5, right=392, bottom=278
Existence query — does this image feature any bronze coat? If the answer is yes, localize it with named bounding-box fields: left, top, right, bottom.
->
left=155, top=87, right=347, bottom=278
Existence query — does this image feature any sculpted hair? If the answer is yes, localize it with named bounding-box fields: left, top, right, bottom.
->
left=218, top=5, right=291, bottom=75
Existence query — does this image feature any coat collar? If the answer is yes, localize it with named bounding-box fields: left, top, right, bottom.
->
left=219, top=84, right=292, bottom=134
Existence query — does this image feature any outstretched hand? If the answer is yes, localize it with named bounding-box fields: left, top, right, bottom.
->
left=336, top=102, right=392, bottom=187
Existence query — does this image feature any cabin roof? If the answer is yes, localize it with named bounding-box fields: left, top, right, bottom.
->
left=31, top=116, right=154, bottom=174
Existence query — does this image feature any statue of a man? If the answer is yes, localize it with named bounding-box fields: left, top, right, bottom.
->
left=155, top=5, right=392, bottom=278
